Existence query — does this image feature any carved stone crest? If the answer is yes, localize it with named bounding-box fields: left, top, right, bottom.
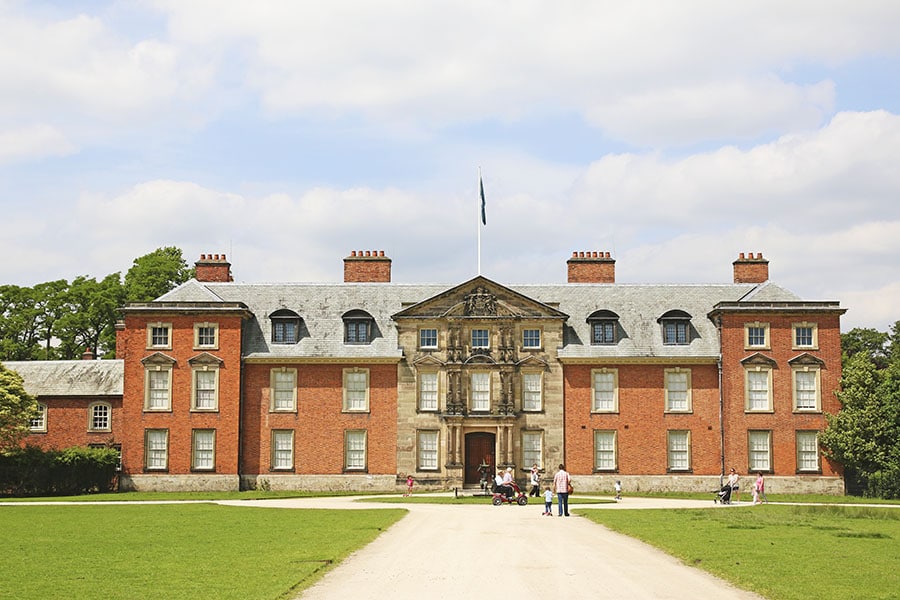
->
left=465, top=286, right=497, bottom=316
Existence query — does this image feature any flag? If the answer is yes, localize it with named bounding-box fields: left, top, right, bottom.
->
left=479, top=176, right=486, bottom=225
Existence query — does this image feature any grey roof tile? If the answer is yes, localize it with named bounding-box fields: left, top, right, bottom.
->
left=5, top=360, right=123, bottom=397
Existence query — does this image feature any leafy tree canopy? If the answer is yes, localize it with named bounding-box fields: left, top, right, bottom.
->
left=0, top=361, right=39, bottom=452
left=124, top=246, right=194, bottom=304
left=822, top=321, right=900, bottom=498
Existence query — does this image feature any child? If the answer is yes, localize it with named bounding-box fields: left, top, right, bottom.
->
left=404, top=475, right=414, bottom=497
left=614, top=480, right=622, bottom=501
left=543, top=486, right=553, bottom=516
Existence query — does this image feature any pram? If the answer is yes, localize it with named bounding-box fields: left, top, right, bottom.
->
left=714, top=484, right=733, bottom=504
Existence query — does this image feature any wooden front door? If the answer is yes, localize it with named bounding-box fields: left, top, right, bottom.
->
left=464, top=432, right=496, bottom=486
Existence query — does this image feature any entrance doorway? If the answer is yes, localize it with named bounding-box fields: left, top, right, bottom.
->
left=464, top=432, right=496, bottom=486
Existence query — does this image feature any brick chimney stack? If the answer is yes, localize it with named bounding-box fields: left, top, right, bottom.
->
left=344, top=250, right=392, bottom=283
left=567, top=251, right=616, bottom=283
left=81, top=347, right=95, bottom=360
left=733, top=252, right=769, bottom=284
left=195, top=253, right=233, bottom=282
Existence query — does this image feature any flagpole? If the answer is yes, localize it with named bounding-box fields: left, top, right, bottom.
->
left=477, top=166, right=482, bottom=276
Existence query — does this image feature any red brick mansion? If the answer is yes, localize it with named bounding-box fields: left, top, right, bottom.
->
left=10, top=250, right=845, bottom=494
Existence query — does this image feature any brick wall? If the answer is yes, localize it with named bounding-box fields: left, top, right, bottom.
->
left=118, top=312, right=244, bottom=477
left=241, top=362, right=398, bottom=474
left=343, top=251, right=392, bottom=282
left=24, top=396, right=123, bottom=450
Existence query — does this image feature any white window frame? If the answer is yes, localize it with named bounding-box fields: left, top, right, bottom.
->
left=270, top=368, right=298, bottom=412
left=191, top=429, right=216, bottom=471
left=30, top=402, right=47, bottom=432
left=796, top=430, right=821, bottom=472
left=744, top=322, right=770, bottom=350
left=745, top=367, right=773, bottom=412
left=591, top=368, right=619, bottom=413
left=146, top=322, right=172, bottom=350
left=522, top=372, right=543, bottom=412
left=664, top=368, right=692, bottom=413
left=470, top=371, right=491, bottom=412
left=522, top=430, right=543, bottom=470
left=522, top=328, right=541, bottom=349
left=271, top=429, right=294, bottom=471
left=748, top=430, right=772, bottom=472
left=593, top=430, right=617, bottom=471
left=667, top=430, right=691, bottom=472
left=792, top=322, right=818, bottom=350
left=193, top=322, right=219, bottom=350
left=419, top=328, right=438, bottom=350
left=471, top=329, right=489, bottom=349
left=343, top=368, right=370, bottom=412
left=191, top=366, right=219, bottom=412
left=418, top=371, right=439, bottom=412
left=793, top=367, right=821, bottom=412
left=144, top=429, right=168, bottom=471
left=344, top=429, right=367, bottom=471
left=88, top=401, right=112, bottom=432
left=417, top=430, right=439, bottom=471
left=144, top=366, right=173, bottom=412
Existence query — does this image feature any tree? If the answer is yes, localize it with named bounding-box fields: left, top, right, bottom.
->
left=56, top=274, right=126, bottom=359
left=841, top=327, right=890, bottom=368
left=0, top=361, right=39, bottom=452
left=821, top=321, right=900, bottom=498
left=124, top=246, right=194, bottom=303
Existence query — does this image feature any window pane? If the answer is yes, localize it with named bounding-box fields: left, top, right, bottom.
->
left=194, top=370, right=217, bottom=409
left=197, top=326, right=216, bottom=346
left=419, top=372, right=438, bottom=411
left=151, top=326, right=169, bottom=346
left=418, top=431, right=438, bottom=470
left=797, top=431, right=819, bottom=471
left=146, top=430, right=167, bottom=469
left=345, top=371, right=368, bottom=411
left=668, top=431, right=690, bottom=470
left=471, top=372, right=490, bottom=411
left=666, top=371, right=688, bottom=411
left=522, top=373, right=542, bottom=411
left=749, top=431, right=771, bottom=471
left=593, top=372, right=615, bottom=411
left=272, top=430, right=293, bottom=469
left=148, top=370, right=170, bottom=409
left=193, top=430, right=215, bottom=470
left=522, top=432, right=542, bottom=468
left=346, top=431, right=366, bottom=469
left=273, top=320, right=297, bottom=344
left=795, top=327, right=814, bottom=347
left=420, top=329, right=438, bottom=348
left=346, top=321, right=369, bottom=343
left=471, top=329, right=489, bottom=348
left=91, top=404, right=110, bottom=430
left=273, top=370, right=296, bottom=411
left=748, top=371, right=769, bottom=410
left=795, top=371, right=817, bottom=410
left=747, top=326, right=766, bottom=346
left=594, top=431, right=616, bottom=470
left=523, top=329, right=541, bottom=348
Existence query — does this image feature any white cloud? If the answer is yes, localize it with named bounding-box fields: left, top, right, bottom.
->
left=0, top=124, right=76, bottom=164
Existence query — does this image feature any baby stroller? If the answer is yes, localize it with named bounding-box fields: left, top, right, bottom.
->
left=714, top=484, right=733, bottom=504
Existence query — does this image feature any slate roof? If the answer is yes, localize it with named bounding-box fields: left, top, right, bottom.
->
left=5, top=360, right=123, bottom=397
left=155, top=277, right=822, bottom=361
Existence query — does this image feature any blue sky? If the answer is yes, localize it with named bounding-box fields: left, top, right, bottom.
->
left=2, top=1, right=899, bottom=331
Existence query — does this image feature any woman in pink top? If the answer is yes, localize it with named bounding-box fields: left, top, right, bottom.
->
left=552, top=464, right=571, bottom=516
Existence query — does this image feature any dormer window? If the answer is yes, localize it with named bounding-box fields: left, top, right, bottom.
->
left=587, top=310, right=619, bottom=345
left=270, top=309, right=301, bottom=344
left=344, top=310, right=374, bottom=344
left=659, top=310, right=692, bottom=345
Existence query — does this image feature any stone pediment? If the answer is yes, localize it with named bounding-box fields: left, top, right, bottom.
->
left=392, top=276, right=569, bottom=321
left=516, top=355, right=550, bottom=369
left=788, top=353, right=825, bottom=367
left=740, top=352, right=778, bottom=368
left=141, top=352, right=176, bottom=366
left=411, top=355, right=446, bottom=368
left=188, top=352, right=224, bottom=367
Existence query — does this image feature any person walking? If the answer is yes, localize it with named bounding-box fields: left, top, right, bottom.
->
left=529, top=464, right=541, bottom=497
left=404, top=475, right=414, bottom=497
left=727, top=467, right=740, bottom=503
left=542, top=486, right=553, bottom=516
left=553, top=464, right=571, bottom=517
left=755, top=472, right=768, bottom=504
left=614, top=480, right=622, bottom=501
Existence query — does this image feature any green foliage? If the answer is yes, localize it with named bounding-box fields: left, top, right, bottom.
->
left=821, top=323, right=900, bottom=499
left=0, top=362, right=39, bottom=451
left=0, top=444, right=120, bottom=496
left=124, top=246, right=194, bottom=303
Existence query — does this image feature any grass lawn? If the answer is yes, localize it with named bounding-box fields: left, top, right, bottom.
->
left=0, top=503, right=405, bottom=600
left=0, top=490, right=368, bottom=502
left=580, top=504, right=900, bottom=600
